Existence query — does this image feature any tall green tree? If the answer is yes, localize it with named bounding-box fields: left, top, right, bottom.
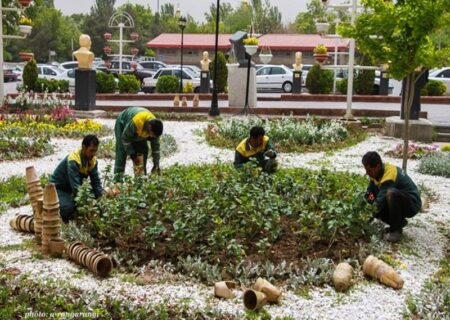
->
left=339, top=0, right=450, bottom=171
left=82, top=0, right=115, bottom=57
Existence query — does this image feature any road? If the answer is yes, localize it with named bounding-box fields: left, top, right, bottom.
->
left=4, top=81, right=450, bottom=124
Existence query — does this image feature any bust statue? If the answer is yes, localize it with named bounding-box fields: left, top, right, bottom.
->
left=293, top=51, right=303, bottom=71
left=74, top=34, right=94, bottom=69
left=200, top=51, right=211, bottom=71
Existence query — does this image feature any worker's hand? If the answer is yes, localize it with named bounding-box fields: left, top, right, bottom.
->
left=264, top=150, right=276, bottom=159
left=104, top=187, right=120, bottom=198
left=365, top=191, right=375, bottom=204
left=151, top=165, right=160, bottom=175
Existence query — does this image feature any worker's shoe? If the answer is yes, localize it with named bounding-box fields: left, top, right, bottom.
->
left=385, top=230, right=403, bottom=243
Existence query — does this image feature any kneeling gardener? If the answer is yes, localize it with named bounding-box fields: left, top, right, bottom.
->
left=234, top=126, right=278, bottom=173
left=362, top=151, right=421, bottom=243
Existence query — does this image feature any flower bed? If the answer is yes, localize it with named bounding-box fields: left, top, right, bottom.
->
left=204, top=116, right=366, bottom=153
left=75, top=163, right=375, bottom=269
left=385, top=142, right=439, bottom=159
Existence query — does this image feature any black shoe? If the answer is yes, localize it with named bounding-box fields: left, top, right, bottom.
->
left=385, top=231, right=403, bottom=243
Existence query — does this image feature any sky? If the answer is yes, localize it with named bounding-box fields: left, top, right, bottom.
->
left=53, top=0, right=308, bottom=24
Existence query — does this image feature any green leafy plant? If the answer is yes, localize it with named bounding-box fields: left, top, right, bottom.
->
left=421, top=80, right=447, bottom=96
left=183, top=81, right=194, bottom=93
left=313, top=44, right=328, bottom=54
left=96, top=71, right=117, bottom=93
left=386, top=142, right=439, bottom=159
left=211, top=51, right=228, bottom=93
left=0, top=176, right=28, bottom=213
left=306, top=65, right=334, bottom=94
left=441, top=144, right=450, bottom=152
left=418, top=152, right=450, bottom=177
left=243, top=37, right=259, bottom=45
left=156, top=75, right=179, bottom=93
left=118, top=74, right=140, bottom=94
left=18, top=16, right=32, bottom=26
left=34, top=78, right=69, bottom=93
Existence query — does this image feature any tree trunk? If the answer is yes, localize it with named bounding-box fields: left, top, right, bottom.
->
left=401, top=73, right=415, bottom=172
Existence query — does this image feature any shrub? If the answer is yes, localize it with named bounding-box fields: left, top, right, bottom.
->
left=183, top=81, right=194, bottom=93
left=22, top=58, right=38, bottom=91
left=34, top=78, right=69, bottom=93
left=0, top=176, right=28, bottom=213
left=441, top=144, right=450, bottom=152
left=418, top=153, right=450, bottom=177
left=421, top=80, right=447, bottom=96
left=118, top=74, right=140, bottom=94
left=355, top=69, right=375, bottom=95
left=211, top=51, right=228, bottom=93
left=337, top=78, right=347, bottom=94
left=306, top=65, right=334, bottom=94
left=156, top=75, right=179, bottom=93
left=96, top=71, right=116, bottom=93
left=0, top=130, right=53, bottom=161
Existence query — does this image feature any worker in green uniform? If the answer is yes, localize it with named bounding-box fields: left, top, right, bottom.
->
left=362, top=151, right=422, bottom=243
left=114, top=107, right=163, bottom=180
left=50, top=135, right=103, bottom=222
left=234, top=126, right=278, bottom=173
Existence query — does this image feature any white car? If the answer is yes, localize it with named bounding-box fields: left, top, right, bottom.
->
left=59, top=61, right=79, bottom=70
left=256, top=65, right=293, bottom=93
left=56, top=68, right=76, bottom=92
left=428, top=67, right=450, bottom=94
left=37, top=64, right=62, bottom=80
left=142, top=67, right=207, bottom=93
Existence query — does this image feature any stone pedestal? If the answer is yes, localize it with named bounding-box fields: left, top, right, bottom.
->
left=385, top=116, right=433, bottom=142
left=227, top=64, right=257, bottom=108
left=75, top=69, right=96, bottom=111
left=379, top=71, right=389, bottom=96
left=200, top=71, right=210, bottom=94
left=292, top=71, right=302, bottom=94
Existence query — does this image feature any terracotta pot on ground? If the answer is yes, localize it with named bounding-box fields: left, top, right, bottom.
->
left=214, top=281, right=236, bottom=299
left=243, top=289, right=267, bottom=311
left=333, top=262, right=354, bottom=292
left=363, top=255, right=404, bottom=289
left=253, top=277, right=281, bottom=303
left=49, top=238, right=65, bottom=258
left=67, top=241, right=113, bottom=277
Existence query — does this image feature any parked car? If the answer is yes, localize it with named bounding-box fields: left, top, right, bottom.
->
left=256, top=65, right=293, bottom=93
left=37, top=64, right=62, bottom=80
left=12, top=65, right=23, bottom=81
left=142, top=67, right=207, bottom=93
left=170, top=65, right=201, bottom=77
left=3, top=66, right=18, bottom=82
left=139, top=60, right=167, bottom=73
left=59, top=61, right=79, bottom=70
left=428, top=67, right=450, bottom=94
left=56, top=68, right=76, bottom=92
left=109, top=60, right=154, bottom=83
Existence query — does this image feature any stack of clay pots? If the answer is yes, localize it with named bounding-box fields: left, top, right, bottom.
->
left=42, top=183, right=61, bottom=255
left=243, top=277, right=281, bottom=311
left=363, top=255, right=404, bottom=289
left=67, top=241, right=113, bottom=277
left=9, top=214, right=35, bottom=233
left=25, top=166, right=43, bottom=242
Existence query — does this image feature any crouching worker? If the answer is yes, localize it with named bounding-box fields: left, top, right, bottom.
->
left=114, top=107, right=163, bottom=181
left=234, top=126, right=278, bottom=173
left=362, top=151, right=421, bottom=243
left=50, top=135, right=103, bottom=222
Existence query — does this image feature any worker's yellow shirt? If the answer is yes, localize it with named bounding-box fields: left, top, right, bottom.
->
left=236, top=135, right=270, bottom=158
left=132, top=111, right=156, bottom=139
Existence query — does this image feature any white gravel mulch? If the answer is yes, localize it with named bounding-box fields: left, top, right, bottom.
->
left=1, top=119, right=449, bottom=319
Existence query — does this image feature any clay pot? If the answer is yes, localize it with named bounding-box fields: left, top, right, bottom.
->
left=92, top=255, right=113, bottom=277
left=49, top=238, right=65, bottom=258
left=67, top=242, right=113, bottom=277
left=214, top=281, right=236, bottom=299
left=181, top=96, right=188, bottom=107
left=18, top=0, right=33, bottom=7
left=243, top=289, right=267, bottom=311
left=333, top=262, right=354, bottom=292
left=25, top=166, right=39, bottom=183
left=10, top=215, right=34, bottom=233
left=193, top=94, right=199, bottom=107
left=43, top=183, right=59, bottom=205
left=363, top=255, right=404, bottom=289
left=253, top=278, right=281, bottom=303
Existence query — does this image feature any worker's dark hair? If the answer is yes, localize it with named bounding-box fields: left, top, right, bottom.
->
left=250, top=126, right=265, bottom=138
left=82, top=134, right=99, bottom=147
left=362, top=151, right=382, bottom=167
left=148, top=119, right=163, bottom=137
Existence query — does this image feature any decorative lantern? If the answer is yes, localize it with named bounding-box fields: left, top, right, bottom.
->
left=103, top=46, right=112, bottom=55
left=130, top=32, right=139, bottom=41
left=131, top=48, right=139, bottom=55
left=104, top=32, right=112, bottom=40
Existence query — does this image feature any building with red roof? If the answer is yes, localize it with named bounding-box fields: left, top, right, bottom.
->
left=146, top=33, right=350, bottom=66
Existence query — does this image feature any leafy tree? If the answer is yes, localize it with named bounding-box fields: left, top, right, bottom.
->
left=339, top=0, right=450, bottom=171
left=23, top=58, right=38, bottom=91
left=211, top=51, right=228, bottom=93
left=82, top=0, right=115, bottom=57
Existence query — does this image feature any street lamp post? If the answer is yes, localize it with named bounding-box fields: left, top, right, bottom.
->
left=105, top=12, right=136, bottom=75
left=209, top=0, right=221, bottom=117
left=178, top=16, right=186, bottom=94
left=0, top=0, right=33, bottom=104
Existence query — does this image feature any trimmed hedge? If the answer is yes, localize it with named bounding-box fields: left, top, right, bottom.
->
left=156, top=75, right=179, bottom=93
left=306, top=65, right=334, bottom=94
left=34, top=78, right=69, bottom=93
left=96, top=71, right=116, bottom=93
left=118, top=74, right=140, bottom=94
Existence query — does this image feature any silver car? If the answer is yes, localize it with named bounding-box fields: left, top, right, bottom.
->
left=256, top=65, right=293, bottom=93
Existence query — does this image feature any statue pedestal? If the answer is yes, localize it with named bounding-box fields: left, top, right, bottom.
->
left=292, top=71, right=302, bottom=94
left=379, top=71, right=390, bottom=96
left=228, top=65, right=256, bottom=108
left=75, top=69, right=96, bottom=111
left=200, top=71, right=210, bottom=94
left=385, top=116, right=433, bottom=142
